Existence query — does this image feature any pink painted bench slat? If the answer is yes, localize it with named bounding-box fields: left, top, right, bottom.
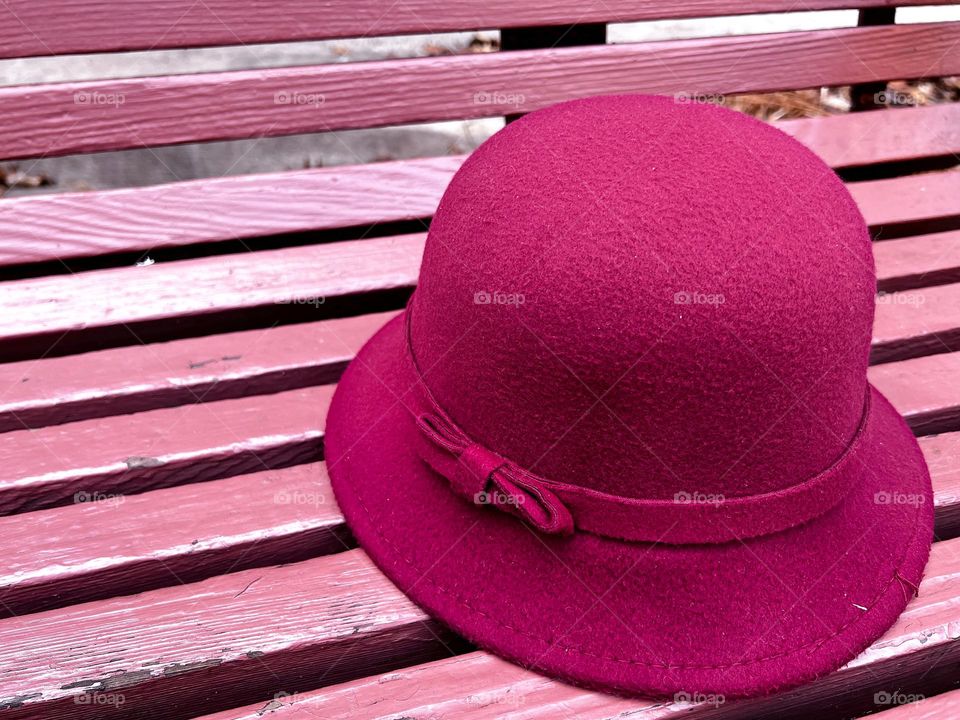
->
left=1, top=2, right=960, bottom=719
left=0, top=311, right=395, bottom=432
left=0, top=463, right=345, bottom=615
left=0, top=0, right=952, bottom=58
left=0, top=385, right=331, bottom=515
left=0, top=158, right=455, bottom=266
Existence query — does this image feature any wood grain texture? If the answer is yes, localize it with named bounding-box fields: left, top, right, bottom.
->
left=916, top=433, right=960, bottom=542
left=870, top=351, right=960, bottom=436
left=201, top=647, right=960, bottom=720
left=1, top=0, right=949, bottom=58
left=0, top=233, right=423, bottom=360
left=875, top=229, right=960, bottom=293
left=199, top=651, right=676, bottom=720
left=0, top=385, right=330, bottom=515
left=190, top=537, right=960, bottom=720
left=2, top=22, right=959, bottom=160
left=778, top=102, right=960, bottom=169
left=872, top=282, right=960, bottom=364
left=0, top=550, right=460, bottom=720
left=0, top=463, right=347, bottom=616
left=850, top=170, right=960, bottom=232
left=0, top=158, right=452, bottom=266
left=0, top=311, right=395, bottom=432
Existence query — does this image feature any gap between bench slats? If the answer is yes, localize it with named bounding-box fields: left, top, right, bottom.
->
left=1, top=0, right=950, bottom=59
left=1, top=535, right=955, bottom=720
left=1, top=22, right=958, bottom=160
left=2, top=104, right=958, bottom=268
left=0, top=347, right=958, bottom=615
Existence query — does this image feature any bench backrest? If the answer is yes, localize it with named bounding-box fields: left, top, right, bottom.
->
left=0, top=1, right=957, bottom=161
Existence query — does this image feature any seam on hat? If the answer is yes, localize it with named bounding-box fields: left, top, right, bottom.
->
left=346, top=459, right=924, bottom=670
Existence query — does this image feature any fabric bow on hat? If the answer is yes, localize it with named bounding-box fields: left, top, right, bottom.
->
left=416, top=411, right=575, bottom=535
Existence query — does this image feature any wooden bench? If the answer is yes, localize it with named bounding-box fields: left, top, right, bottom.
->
left=1, top=2, right=959, bottom=718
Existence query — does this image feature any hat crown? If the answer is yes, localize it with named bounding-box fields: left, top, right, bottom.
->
left=411, top=95, right=874, bottom=501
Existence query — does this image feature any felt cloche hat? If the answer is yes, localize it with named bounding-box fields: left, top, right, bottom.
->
left=325, top=94, right=933, bottom=698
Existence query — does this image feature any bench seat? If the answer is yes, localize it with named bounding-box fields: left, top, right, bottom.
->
left=1, top=3, right=959, bottom=718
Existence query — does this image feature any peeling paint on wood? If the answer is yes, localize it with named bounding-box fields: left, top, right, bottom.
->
left=0, top=551, right=458, bottom=719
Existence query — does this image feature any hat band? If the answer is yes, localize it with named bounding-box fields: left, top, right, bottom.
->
left=404, top=307, right=869, bottom=545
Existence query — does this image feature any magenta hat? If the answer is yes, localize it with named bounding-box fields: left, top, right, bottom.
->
left=325, top=94, right=933, bottom=698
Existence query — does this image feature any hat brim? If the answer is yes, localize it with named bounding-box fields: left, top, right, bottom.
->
left=325, top=312, right=934, bottom=698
